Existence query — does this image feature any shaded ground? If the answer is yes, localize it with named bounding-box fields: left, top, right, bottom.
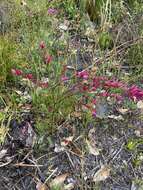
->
left=0, top=108, right=143, bottom=189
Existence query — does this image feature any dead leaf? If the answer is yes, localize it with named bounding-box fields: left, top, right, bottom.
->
left=72, top=111, right=82, bottom=119
left=0, top=76, right=5, bottom=81
left=93, top=165, right=110, bottom=182
left=54, top=143, right=65, bottom=153
left=137, top=100, right=143, bottom=110
left=82, top=105, right=89, bottom=112
left=64, top=183, right=74, bottom=190
left=21, top=0, right=27, bottom=6
left=26, top=122, right=37, bottom=147
left=91, top=67, right=98, bottom=77
left=59, top=20, right=69, bottom=31
left=85, top=27, right=95, bottom=38
left=108, top=115, right=124, bottom=120
left=118, top=108, right=129, bottom=114
left=36, top=182, right=49, bottom=190
left=96, top=99, right=109, bottom=118
left=50, top=173, right=68, bottom=188
left=0, top=126, right=9, bottom=144
left=88, top=128, right=96, bottom=139
left=106, top=70, right=113, bottom=77
left=61, top=136, right=74, bottom=146
left=86, top=139, right=100, bottom=156
left=0, top=149, right=7, bottom=159
left=91, top=66, right=98, bottom=73
left=20, top=104, right=32, bottom=112
left=134, top=130, right=141, bottom=137
left=15, top=90, right=23, bottom=96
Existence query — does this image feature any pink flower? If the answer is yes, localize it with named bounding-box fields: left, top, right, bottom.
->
left=11, top=69, right=23, bottom=76
left=61, top=76, right=69, bottom=81
left=47, top=8, right=58, bottom=15
left=92, top=109, right=96, bottom=117
left=99, top=92, right=109, bottom=97
left=44, top=54, right=52, bottom=64
left=128, top=85, right=143, bottom=100
left=82, top=85, right=89, bottom=92
left=104, top=80, right=124, bottom=88
left=38, top=77, right=49, bottom=88
left=24, top=74, right=33, bottom=80
left=39, top=41, right=46, bottom=49
left=92, top=99, right=96, bottom=104
left=77, top=70, right=89, bottom=80
left=39, top=81, right=48, bottom=88
left=90, top=86, right=97, bottom=91
left=92, top=77, right=101, bottom=88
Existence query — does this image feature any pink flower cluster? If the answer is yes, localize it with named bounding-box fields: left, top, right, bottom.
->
left=44, top=54, right=52, bottom=64
left=39, top=41, right=46, bottom=49
left=11, top=69, right=23, bottom=76
left=11, top=69, right=48, bottom=88
left=47, top=8, right=58, bottom=15
left=92, top=76, right=106, bottom=90
left=61, top=76, right=69, bottom=81
left=11, top=41, right=54, bottom=88
left=24, top=73, right=33, bottom=80
left=128, top=85, right=143, bottom=100
left=39, top=41, right=53, bottom=64
left=73, top=69, right=143, bottom=117
left=76, top=70, right=89, bottom=80
left=11, top=61, right=143, bottom=119
left=104, top=80, right=125, bottom=89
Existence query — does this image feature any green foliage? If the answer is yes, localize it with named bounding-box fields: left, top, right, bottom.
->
left=80, top=0, right=122, bottom=26
left=0, top=111, right=12, bottom=144
left=0, top=36, right=18, bottom=85
left=32, top=85, right=77, bottom=133
left=126, top=43, right=143, bottom=66
left=84, top=0, right=103, bottom=22
left=49, top=0, right=78, bottom=19
left=99, top=32, right=114, bottom=50
left=132, top=179, right=143, bottom=190
left=126, top=0, right=143, bottom=12
left=62, top=0, right=78, bottom=19
left=80, top=0, right=108, bottom=23
left=125, top=43, right=143, bottom=80
left=51, top=185, right=62, bottom=190
left=133, top=153, right=143, bottom=167
left=111, top=1, right=126, bottom=23
left=126, top=138, right=143, bottom=151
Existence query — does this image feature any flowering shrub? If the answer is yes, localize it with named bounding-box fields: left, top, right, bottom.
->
left=3, top=0, right=142, bottom=135
left=11, top=39, right=143, bottom=124
left=6, top=0, right=143, bottom=124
